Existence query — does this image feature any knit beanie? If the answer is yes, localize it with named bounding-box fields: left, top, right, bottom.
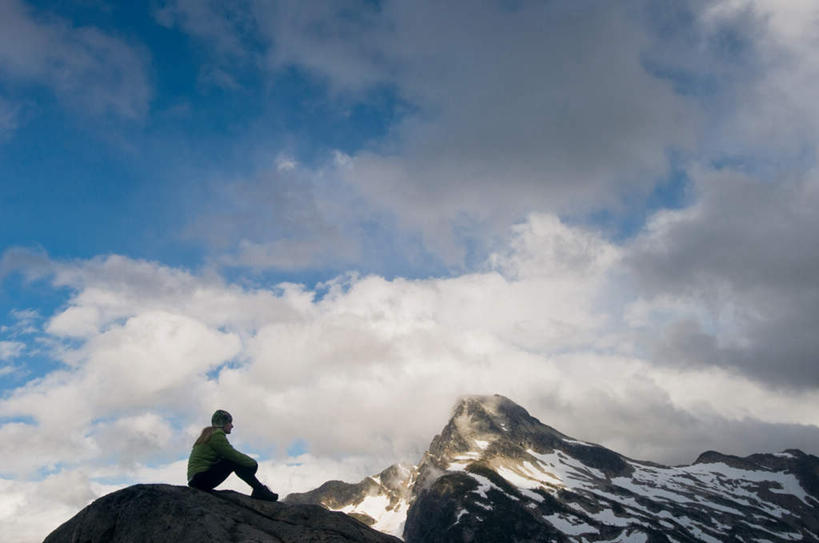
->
left=211, top=409, right=233, bottom=427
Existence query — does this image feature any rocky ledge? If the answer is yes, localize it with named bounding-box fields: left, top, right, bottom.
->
left=43, top=483, right=402, bottom=543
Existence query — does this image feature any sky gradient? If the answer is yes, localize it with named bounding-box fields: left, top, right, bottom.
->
left=2, top=1, right=819, bottom=541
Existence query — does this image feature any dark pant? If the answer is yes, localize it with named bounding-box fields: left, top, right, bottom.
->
left=188, top=459, right=263, bottom=491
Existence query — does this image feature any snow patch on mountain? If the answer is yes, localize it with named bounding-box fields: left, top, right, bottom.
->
left=474, top=439, right=490, bottom=450
left=543, top=512, right=598, bottom=536
left=337, top=494, right=410, bottom=537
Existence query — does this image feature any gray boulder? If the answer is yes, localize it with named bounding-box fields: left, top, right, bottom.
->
left=43, top=483, right=402, bottom=543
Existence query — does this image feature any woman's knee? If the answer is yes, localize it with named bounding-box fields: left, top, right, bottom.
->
left=236, top=462, right=258, bottom=477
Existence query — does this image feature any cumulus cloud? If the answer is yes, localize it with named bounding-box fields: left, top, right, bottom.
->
left=3, top=311, right=241, bottom=431
left=250, top=1, right=699, bottom=256
left=91, top=413, right=183, bottom=468
left=0, top=310, right=42, bottom=379
left=183, top=156, right=375, bottom=271
left=638, top=0, right=819, bottom=168
left=153, top=1, right=702, bottom=269
left=0, top=470, right=118, bottom=543
left=3, top=214, right=819, bottom=538
left=701, top=0, right=819, bottom=156
left=0, top=341, right=24, bottom=361
left=0, top=0, right=151, bottom=120
left=160, top=1, right=819, bottom=276
left=625, top=166, right=819, bottom=386
left=5, top=216, right=819, bottom=466
left=0, top=246, right=53, bottom=283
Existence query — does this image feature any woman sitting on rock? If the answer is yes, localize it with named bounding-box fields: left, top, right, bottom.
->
left=187, top=410, right=278, bottom=502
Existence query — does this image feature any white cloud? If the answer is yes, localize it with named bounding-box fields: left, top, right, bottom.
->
left=156, top=2, right=703, bottom=268
left=226, top=237, right=359, bottom=271
left=0, top=247, right=52, bottom=283
left=250, top=1, right=699, bottom=256
left=6, top=216, right=819, bottom=466
left=490, top=214, right=620, bottom=281
left=625, top=166, right=819, bottom=385
left=46, top=306, right=101, bottom=339
left=181, top=154, right=379, bottom=272
left=4, top=214, right=819, bottom=539
left=91, top=413, right=181, bottom=468
left=668, top=0, right=819, bottom=160
left=0, top=420, right=98, bottom=476
left=163, top=0, right=819, bottom=278
left=0, top=470, right=117, bottom=543
left=82, top=311, right=240, bottom=400
left=0, top=0, right=151, bottom=120
left=276, top=155, right=297, bottom=172
left=48, top=254, right=313, bottom=333
left=0, top=341, right=24, bottom=361
left=2, top=311, right=241, bottom=435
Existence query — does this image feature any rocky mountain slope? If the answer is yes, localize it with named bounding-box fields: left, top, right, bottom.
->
left=287, top=463, right=417, bottom=535
left=43, top=484, right=401, bottom=543
left=288, top=395, right=819, bottom=542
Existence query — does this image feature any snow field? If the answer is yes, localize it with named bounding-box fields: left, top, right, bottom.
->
left=335, top=492, right=409, bottom=538
left=542, top=513, right=599, bottom=536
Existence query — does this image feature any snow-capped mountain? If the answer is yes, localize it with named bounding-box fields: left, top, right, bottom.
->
left=286, top=462, right=417, bottom=536
left=285, top=395, right=819, bottom=542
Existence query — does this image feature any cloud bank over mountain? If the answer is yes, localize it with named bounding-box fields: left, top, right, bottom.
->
left=4, top=215, right=819, bottom=539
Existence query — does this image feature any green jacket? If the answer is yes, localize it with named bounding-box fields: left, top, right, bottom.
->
left=187, top=428, right=257, bottom=482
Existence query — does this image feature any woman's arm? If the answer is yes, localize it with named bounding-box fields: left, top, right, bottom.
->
left=209, top=431, right=258, bottom=468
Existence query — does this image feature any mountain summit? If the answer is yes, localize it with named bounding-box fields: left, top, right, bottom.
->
left=289, top=394, right=819, bottom=542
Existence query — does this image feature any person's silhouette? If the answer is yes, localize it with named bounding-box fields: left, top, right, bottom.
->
left=187, top=410, right=278, bottom=502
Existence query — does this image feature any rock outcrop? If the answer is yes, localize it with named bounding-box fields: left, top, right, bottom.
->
left=43, top=483, right=402, bottom=543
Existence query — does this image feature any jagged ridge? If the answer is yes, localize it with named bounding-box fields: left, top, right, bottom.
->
left=291, top=394, right=819, bottom=543
left=286, top=463, right=417, bottom=534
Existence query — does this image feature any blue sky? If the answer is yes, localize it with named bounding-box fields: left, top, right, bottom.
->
left=2, top=1, right=819, bottom=540
left=0, top=2, right=405, bottom=270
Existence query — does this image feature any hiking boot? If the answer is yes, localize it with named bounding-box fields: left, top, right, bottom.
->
left=251, top=485, right=278, bottom=502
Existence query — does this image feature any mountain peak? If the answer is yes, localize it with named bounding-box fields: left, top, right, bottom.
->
left=453, top=393, right=517, bottom=413
left=284, top=395, right=819, bottom=542
left=425, top=394, right=566, bottom=466
left=451, top=394, right=565, bottom=436
left=451, top=394, right=530, bottom=430
left=450, top=394, right=517, bottom=438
